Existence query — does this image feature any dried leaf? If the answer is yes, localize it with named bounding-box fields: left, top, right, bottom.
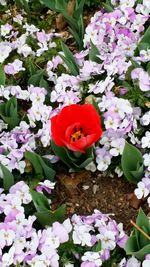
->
left=127, top=192, right=143, bottom=209
left=56, top=0, right=75, bottom=30
left=58, top=170, right=91, bottom=188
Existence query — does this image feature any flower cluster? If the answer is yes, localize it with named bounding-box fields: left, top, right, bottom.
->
left=0, top=181, right=128, bottom=267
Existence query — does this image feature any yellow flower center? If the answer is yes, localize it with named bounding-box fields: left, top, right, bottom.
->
left=70, top=130, right=84, bottom=143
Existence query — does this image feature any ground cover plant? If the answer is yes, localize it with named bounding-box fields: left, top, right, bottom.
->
left=0, top=0, right=150, bottom=266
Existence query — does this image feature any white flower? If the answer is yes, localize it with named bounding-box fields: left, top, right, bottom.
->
left=110, top=138, right=125, bottom=156
left=97, top=230, right=116, bottom=250
left=64, top=264, right=74, bottom=267
left=2, top=246, right=15, bottom=266
left=0, top=42, right=12, bottom=63
left=13, top=14, right=23, bottom=25
left=82, top=251, right=102, bottom=266
left=147, top=197, right=150, bottom=207
left=143, top=259, right=150, bottom=267
left=126, top=256, right=141, bottom=267
left=85, top=162, right=96, bottom=172
left=0, top=0, right=7, bottom=5
left=143, top=153, right=150, bottom=171
left=140, top=111, right=150, bottom=126
left=73, top=224, right=93, bottom=246
left=134, top=182, right=149, bottom=199
left=96, top=155, right=111, bottom=171
left=84, top=26, right=98, bottom=46
left=0, top=229, right=15, bottom=246
left=1, top=23, right=12, bottom=36
left=115, top=166, right=123, bottom=177
left=105, top=117, right=119, bottom=131
left=18, top=43, right=33, bottom=57
left=141, top=131, right=150, bottom=148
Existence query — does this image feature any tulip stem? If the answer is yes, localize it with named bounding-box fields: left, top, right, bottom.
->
left=130, top=220, right=150, bottom=241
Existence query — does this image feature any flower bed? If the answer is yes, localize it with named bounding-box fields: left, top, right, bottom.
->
left=0, top=0, right=150, bottom=266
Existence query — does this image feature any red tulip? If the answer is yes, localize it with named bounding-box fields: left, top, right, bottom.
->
left=51, top=104, right=103, bottom=153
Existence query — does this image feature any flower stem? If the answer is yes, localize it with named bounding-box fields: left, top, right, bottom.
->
left=130, top=220, right=150, bottom=241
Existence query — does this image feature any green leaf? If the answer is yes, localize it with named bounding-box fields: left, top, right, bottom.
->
left=73, top=0, right=85, bottom=19
left=138, top=26, right=150, bottom=51
left=135, top=208, right=150, bottom=249
left=39, top=78, right=50, bottom=91
left=130, top=162, right=144, bottom=180
left=125, top=235, right=139, bottom=255
left=25, top=151, right=43, bottom=176
left=31, top=190, right=50, bottom=212
left=0, top=97, right=20, bottom=129
left=51, top=140, right=73, bottom=168
left=68, top=27, right=83, bottom=50
left=51, top=140, right=93, bottom=170
left=15, top=0, right=30, bottom=16
left=0, top=163, right=14, bottom=190
left=121, top=142, right=144, bottom=183
left=55, top=0, right=68, bottom=11
left=93, top=241, right=101, bottom=252
left=25, top=151, right=55, bottom=180
left=133, top=244, right=150, bottom=261
left=37, top=0, right=56, bottom=10
left=0, top=64, right=6, bottom=85
left=89, top=41, right=102, bottom=63
left=60, top=42, right=79, bottom=76
left=102, top=1, right=113, bottom=12
left=28, top=69, right=45, bottom=86
left=35, top=204, right=66, bottom=226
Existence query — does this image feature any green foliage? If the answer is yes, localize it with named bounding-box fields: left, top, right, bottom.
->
left=28, top=69, right=50, bottom=91
left=102, top=0, right=113, bottom=12
left=125, top=208, right=150, bottom=260
left=41, top=0, right=85, bottom=49
left=85, top=0, right=100, bottom=7
left=31, top=189, right=66, bottom=226
left=15, top=0, right=31, bottom=17
left=0, top=163, right=14, bottom=190
left=121, top=142, right=144, bottom=183
left=0, top=64, right=6, bottom=86
left=138, top=26, right=150, bottom=51
left=0, top=96, right=20, bottom=130
left=89, top=41, right=102, bottom=63
left=24, top=151, right=56, bottom=182
left=60, top=41, right=80, bottom=76
left=31, top=190, right=50, bottom=212
left=35, top=204, right=66, bottom=226
left=51, top=140, right=93, bottom=170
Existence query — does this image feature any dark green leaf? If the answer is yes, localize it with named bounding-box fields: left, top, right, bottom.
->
left=51, top=140, right=73, bottom=168
left=73, top=0, right=85, bottom=19
left=31, top=190, right=50, bottom=212
left=0, top=163, right=14, bottom=190
left=102, top=2, right=113, bottom=12
left=0, top=64, right=6, bottom=86
left=133, top=244, right=150, bottom=261
left=39, top=78, right=50, bottom=91
left=138, top=26, right=150, bottom=51
left=51, top=140, right=93, bottom=170
left=25, top=151, right=55, bottom=180
left=61, top=42, right=79, bottom=76
left=28, top=69, right=45, bottom=86
left=89, top=41, right=102, bottom=63
left=121, top=142, right=144, bottom=183
left=125, top=235, right=139, bottom=255
left=25, top=151, right=43, bottom=176
left=135, top=208, right=150, bottom=249
left=35, top=204, right=66, bottom=226
left=39, top=0, right=56, bottom=10
left=0, top=97, right=20, bottom=129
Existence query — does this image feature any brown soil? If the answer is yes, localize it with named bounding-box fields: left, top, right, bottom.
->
left=53, top=170, right=150, bottom=234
